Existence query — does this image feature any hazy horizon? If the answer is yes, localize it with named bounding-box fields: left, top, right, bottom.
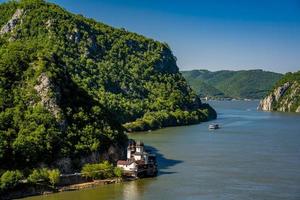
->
left=179, top=66, right=297, bottom=74
left=180, top=68, right=285, bottom=74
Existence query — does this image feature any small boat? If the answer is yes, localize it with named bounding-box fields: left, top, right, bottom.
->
left=208, top=124, right=219, bottom=130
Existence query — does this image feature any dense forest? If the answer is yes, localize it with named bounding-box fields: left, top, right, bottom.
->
left=182, top=69, right=282, bottom=99
left=0, top=0, right=216, bottom=194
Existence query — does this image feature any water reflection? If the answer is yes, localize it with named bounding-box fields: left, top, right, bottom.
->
left=122, top=180, right=141, bottom=200
left=144, top=145, right=182, bottom=176
left=122, top=179, right=149, bottom=200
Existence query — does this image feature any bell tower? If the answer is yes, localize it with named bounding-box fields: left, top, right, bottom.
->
left=136, top=141, right=144, bottom=153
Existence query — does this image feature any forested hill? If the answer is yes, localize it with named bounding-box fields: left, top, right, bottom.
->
left=0, top=0, right=216, bottom=173
left=259, top=71, right=300, bottom=112
left=182, top=69, right=282, bottom=99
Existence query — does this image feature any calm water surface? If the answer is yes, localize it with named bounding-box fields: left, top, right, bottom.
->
left=26, top=101, right=300, bottom=200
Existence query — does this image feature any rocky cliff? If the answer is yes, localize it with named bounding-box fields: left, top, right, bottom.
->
left=258, top=71, right=300, bottom=112
left=0, top=8, right=23, bottom=35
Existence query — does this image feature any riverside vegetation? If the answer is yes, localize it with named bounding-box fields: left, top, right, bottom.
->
left=0, top=0, right=216, bottom=196
left=0, top=162, right=122, bottom=198
left=182, top=69, right=282, bottom=99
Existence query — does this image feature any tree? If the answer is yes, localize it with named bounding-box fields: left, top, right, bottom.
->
left=0, top=170, right=23, bottom=191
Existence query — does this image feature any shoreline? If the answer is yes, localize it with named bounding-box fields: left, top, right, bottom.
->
left=2, top=177, right=136, bottom=200
left=58, top=177, right=124, bottom=192
left=201, top=98, right=260, bottom=101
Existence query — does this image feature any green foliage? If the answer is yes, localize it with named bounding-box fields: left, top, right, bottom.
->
left=113, top=167, right=123, bottom=178
left=0, top=0, right=17, bottom=27
left=27, top=168, right=60, bottom=186
left=48, top=169, right=60, bottom=186
left=182, top=69, right=283, bottom=99
left=273, top=71, right=300, bottom=89
left=27, top=168, right=49, bottom=184
left=0, top=170, right=23, bottom=192
left=81, top=161, right=116, bottom=180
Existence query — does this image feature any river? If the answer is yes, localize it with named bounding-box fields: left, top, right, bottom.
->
left=26, top=100, right=300, bottom=200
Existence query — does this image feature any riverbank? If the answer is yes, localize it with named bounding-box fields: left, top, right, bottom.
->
left=1, top=177, right=135, bottom=200
left=200, top=97, right=260, bottom=101
left=59, top=178, right=124, bottom=192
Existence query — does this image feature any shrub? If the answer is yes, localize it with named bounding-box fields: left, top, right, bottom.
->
left=81, top=161, right=115, bottom=180
left=113, top=167, right=123, bottom=178
left=100, top=161, right=114, bottom=178
left=0, top=170, right=23, bottom=191
left=48, top=169, right=60, bottom=186
left=28, top=168, right=49, bottom=184
left=81, top=163, right=101, bottom=179
left=28, top=168, right=60, bottom=186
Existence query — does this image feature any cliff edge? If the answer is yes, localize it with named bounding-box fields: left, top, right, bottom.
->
left=258, top=71, right=300, bottom=112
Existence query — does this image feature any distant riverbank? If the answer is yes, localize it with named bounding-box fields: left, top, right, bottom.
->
left=201, top=97, right=260, bottom=101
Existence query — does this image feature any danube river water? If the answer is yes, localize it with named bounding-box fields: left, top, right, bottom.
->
left=26, top=100, right=300, bottom=200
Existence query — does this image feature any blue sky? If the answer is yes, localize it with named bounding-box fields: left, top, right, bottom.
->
left=2, top=0, right=300, bottom=73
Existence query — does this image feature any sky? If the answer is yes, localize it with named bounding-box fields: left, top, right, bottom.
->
left=2, top=0, right=300, bottom=73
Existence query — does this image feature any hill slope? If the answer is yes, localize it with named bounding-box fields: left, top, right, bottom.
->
left=258, top=71, right=300, bottom=112
left=0, top=0, right=216, bottom=173
left=182, top=69, right=282, bottom=99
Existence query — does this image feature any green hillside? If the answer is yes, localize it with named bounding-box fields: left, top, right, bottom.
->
left=182, top=69, right=282, bottom=99
left=0, top=0, right=216, bottom=186
left=184, top=78, right=224, bottom=98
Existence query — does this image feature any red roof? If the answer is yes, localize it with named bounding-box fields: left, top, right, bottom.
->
left=117, top=160, right=134, bottom=165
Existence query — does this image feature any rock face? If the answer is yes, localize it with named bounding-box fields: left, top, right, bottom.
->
left=68, top=28, right=81, bottom=43
left=34, top=73, right=62, bottom=119
left=55, top=144, right=126, bottom=173
left=258, top=81, right=300, bottom=112
left=258, top=82, right=290, bottom=111
left=0, top=8, right=23, bottom=35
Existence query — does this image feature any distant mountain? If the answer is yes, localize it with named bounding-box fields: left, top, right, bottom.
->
left=181, top=69, right=282, bottom=99
left=258, top=71, right=300, bottom=112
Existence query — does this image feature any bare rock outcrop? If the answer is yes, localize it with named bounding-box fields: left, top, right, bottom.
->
left=56, top=157, right=73, bottom=173
left=258, top=94, right=274, bottom=111
left=258, top=81, right=300, bottom=112
left=80, top=144, right=126, bottom=166
left=34, top=73, right=62, bottom=118
left=68, top=28, right=81, bottom=43
left=0, top=9, right=24, bottom=35
left=258, top=82, right=290, bottom=111
left=55, top=144, right=126, bottom=173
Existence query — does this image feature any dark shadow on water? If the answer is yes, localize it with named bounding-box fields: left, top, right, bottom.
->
left=158, top=171, right=177, bottom=176
left=144, top=145, right=183, bottom=176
